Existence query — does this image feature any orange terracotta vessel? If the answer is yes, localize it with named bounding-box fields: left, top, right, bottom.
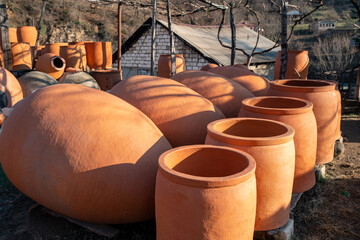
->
left=17, top=71, right=58, bottom=97
left=92, top=69, right=122, bottom=91
left=11, top=42, right=32, bottom=70
left=85, top=42, right=112, bottom=69
left=35, top=53, right=66, bottom=80
left=17, top=26, right=37, bottom=47
left=274, top=51, right=309, bottom=80
left=44, top=43, right=68, bottom=58
left=205, top=118, right=295, bottom=231
left=200, top=63, right=218, bottom=71
left=65, top=44, right=87, bottom=71
left=0, top=48, right=3, bottom=67
left=0, top=84, right=172, bottom=224
left=268, top=80, right=338, bottom=164
left=110, top=75, right=225, bottom=147
left=171, top=70, right=254, bottom=117
left=9, top=28, right=18, bottom=43
left=208, top=66, right=269, bottom=96
left=0, top=67, right=23, bottom=108
left=157, top=54, right=186, bottom=78
left=239, top=96, right=317, bottom=193
left=156, top=145, right=257, bottom=240
left=233, top=64, right=249, bottom=70
left=322, top=80, right=342, bottom=139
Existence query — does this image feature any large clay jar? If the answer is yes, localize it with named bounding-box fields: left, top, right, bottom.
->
left=11, top=42, right=32, bottom=70
left=17, top=26, right=37, bottom=47
left=171, top=70, right=254, bottom=117
left=0, top=67, right=23, bottom=107
left=200, top=63, right=218, bottom=71
left=65, top=44, right=87, bottom=71
left=35, top=53, right=66, bottom=80
left=208, top=66, right=269, bottom=96
left=59, top=71, right=100, bottom=90
left=238, top=96, right=317, bottom=193
left=0, top=84, right=172, bottom=224
left=205, top=118, right=295, bottom=231
left=110, top=75, right=225, bottom=147
left=157, top=54, right=186, bottom=78
left=18, top=71, right=58, bottom=97
left=156, top=145, right=256, bottom=240
left=85, top=42, right=112, bottom=69
left=274, top=51, right=309, bottom=80
left=268, top=80, right=338, bottom=164
left=92, top=69, right=122, bottom=91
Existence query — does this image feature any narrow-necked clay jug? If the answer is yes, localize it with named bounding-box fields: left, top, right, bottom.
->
left=35, top=53, right=66, bottom=80
left=11, top=42, right=32, bottom=70
left=158, top=54, right=186, bottom=78
left=206, top=118, right=295, bottom=231
left=239, top=96, right=317, bottom=193
left=274, top=51, right=309, bottom=80
left=156, top=145, right=256, bottom=240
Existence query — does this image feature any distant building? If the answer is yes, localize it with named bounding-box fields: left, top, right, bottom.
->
left=287, top=10, right=304, bottom=24
left=312, top=20, right=337, bottom=32
left=239, top=21, right=257, bottom=31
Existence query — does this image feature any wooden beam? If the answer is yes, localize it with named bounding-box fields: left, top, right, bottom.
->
left=0, top=0, right=12, bottom=69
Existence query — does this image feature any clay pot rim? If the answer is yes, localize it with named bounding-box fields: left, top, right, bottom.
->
left=241, top=96, right=313, bottom=115
left=207, top=117, right=295, bottom=146
left=158, top=144, right=256, bottom=188
left=50, top=56, right=66, bottom=71
left=270, top=79, right=336, bottom=92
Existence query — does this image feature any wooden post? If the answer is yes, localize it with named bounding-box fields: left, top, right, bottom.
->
left=0, top=0, right=12, bottom=69
left=166, top=0, right=176, bottom=76
left=117, top=1, right=123, bottom=80
left=230, top=2, right=236, bottom=65
left=150, top=0, right=157, bottom=76
left=32, top=0, right=47, bottom=69
left=356, top=64, right=360, bottom=101
left=280, top=0, right=288, bottom=79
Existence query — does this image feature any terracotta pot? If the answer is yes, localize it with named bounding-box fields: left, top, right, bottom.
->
left=9, top=28, right=18, bottom=43
left=65, top=44, right=87, bottom=71
left=205, top=118, right=295, bottom=231
left=268, top=80, right=338, bottom=164
left=44, top=43, right=68, bottom=58
left=0, top=48, right=3, bottom=67
left=233, top=64, right=249, bottom=70
left=18, top=71, right=58, bottom=97
left=208, top=66, right=269, bottom=96
left=34, top=45, right=45, bottom=59
left=156, top=145, right=256, bottom=240
left=35, top=53, right=66, bottom=80
left=157, top=54, right=186, bottom=78
left=0, top=112, right=4, bottom=126
left=238, top=96, right=317, bottom=193
left=59, top=72, right=100, bottom=90
left=200, top=63, right=218, bottom=71
left=110, top=75, right=225, bottom=147
left=17, top=26, right=37, bottom=47
left=0, top=68, right=23, bottom=107
left=274, top=51, right=309, bottom=80
left=85, top=42, right=112, bottom=69
left=0, top=84, right=172, bottom=224
left=92, top=69, right=121, bottom=91
left=11, top=42, right=32, bottom=70
left=171, top=70, right=254, bottom=117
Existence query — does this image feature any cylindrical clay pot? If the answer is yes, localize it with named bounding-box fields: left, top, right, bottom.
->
left=205, top=118, right=295, bottom=231
left=239, top=96, right=317, bottom=193
left=11, top=42, right=32, bottom=70
left=157, top=54, right=186, bottom=78
left=92, top=69, right=122, bottom=91
left=35, top=53, right=66, bottom=80
left=44, top=43, right=68, bottom=59
left=268, top=80, right=338, bottom=164
left=85, top=42, right=112, bottom=69
left=17, top=26, right=37, bottom=47
left=274, top=51, right=309, bottom=80
left=156, top=145, right=256, bottom=240
left=65, top=44, right=87, bottom=71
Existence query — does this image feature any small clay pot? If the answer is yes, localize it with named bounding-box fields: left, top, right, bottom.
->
left=65, top=44, right=87, bottom=71
left=200, top=63, right=218, bottom=71
left=157, top=54, right=186, bottom=78
left=11, top=42, right=32, bottom=70
left=268, top=79, right=338, bottom=164
left=206, top=118, right=295, bottom=231
left=59, top=71, right=100, bottom=90
left=18, top=71, right=58, bottom=97
left=171, top=70, right=254, bottom=117
left=35, top=53, right=66, bottom=80
left=274, top=51, right=309, bottom=80
left=156, top=145, right=256, bottom=240
left=208, top=66, right=269, bottom=96
left=0, top=68, right=23, bottom=106
left=239, top=96, right=317, bottom=193
left=92, top=69, right=121, bottom=91
left=85, top=42, right=112, bottom=69
left=17, top=26, right=37, bottom=47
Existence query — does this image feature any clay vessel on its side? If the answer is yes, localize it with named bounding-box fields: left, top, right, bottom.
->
left=35, top=53, right=66, bottom=80
left=274, top=51, right=309, bottom=80
left=110, top=75, right=225, bottom=147
left=268, top=79, right=338, bottom=164
left=205, top=118, right=295, bottom=231
left=18, top=71, right=58, bottom=97
left=11, top=42, right=32, bottom=70
left=0, top=84, right=172, bottom=224
left=200, top=63, right=218, bottom=71
left=239, top=96, right=317, bottom=193
left=171, top=70, right=254, bottom=117
left=157, top=54, right=186, bottom=78
left=92, top=70, right=122, bottom=91
left=156, top=145, right=256, bottom=240
left=208, top=66, right=269, bottom=96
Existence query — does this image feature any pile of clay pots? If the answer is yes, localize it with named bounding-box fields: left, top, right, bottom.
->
left=0, top=51, right=340, bottom=240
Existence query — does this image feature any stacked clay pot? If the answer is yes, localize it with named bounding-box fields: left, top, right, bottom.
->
left=171, top=70, right=254, bottom=117
left=110, top=75, right=225, bottom=147
left=275, top=51, right=309, bottom=80
left=18, top=71, right=58, bottom=97
left=11, top=42, right=32, bottom=70
left=208, top=66, right=269, bottom=96
left=268, top=80, right=338, bottom=164
left=158, top=54, right=186, bottom=78
left=200, top=63, right=218, bottom=71
left=17, top=26, right=37, bottom=47
left=44, top=43, right=68, bottom=59
left=239, top=96, right=317, bottom=193
left=35, top=53, right=66, bottom=80
left=92, top=70, right=122, bottom=91
left=0, top=84, right=172, bottom=223
left=156, top=145, right=256, bottom=240
left=206, top=118, right=295, bottom=231
left=65, top=44, right=87, bottom=71
left=85, top=42, right=112, bottom=69
left=9, top=28, right=18, bottom=43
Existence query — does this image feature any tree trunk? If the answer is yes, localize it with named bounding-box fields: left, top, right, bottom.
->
left=117, top=2, right=122, bottom=80
left=0, top=0, right=12, bottom=69
left=230, top=2, right=236, bottom=65
left=280, top=0, right=288, bottom=79
left=150, top=0, right=157, bottom=76
left=166, top=0, right=176, bottom=76
left=356, top=64, right=360, bottom=101
left=32, top=0, right=47, bottom=69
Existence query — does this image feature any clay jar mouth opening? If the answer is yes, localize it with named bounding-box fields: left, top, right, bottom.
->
left=242, top=96, right=313, bottom=115
left=207, top=118, right=294, bottom=146
left=271, top=79, right=336, bottom=92
left=51, top=57, right=65, bottom=70
left=158, top=145, right=256, bottom=188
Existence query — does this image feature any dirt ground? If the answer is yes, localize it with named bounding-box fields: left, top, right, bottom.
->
left=0, top=115, right=359, bottom=240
